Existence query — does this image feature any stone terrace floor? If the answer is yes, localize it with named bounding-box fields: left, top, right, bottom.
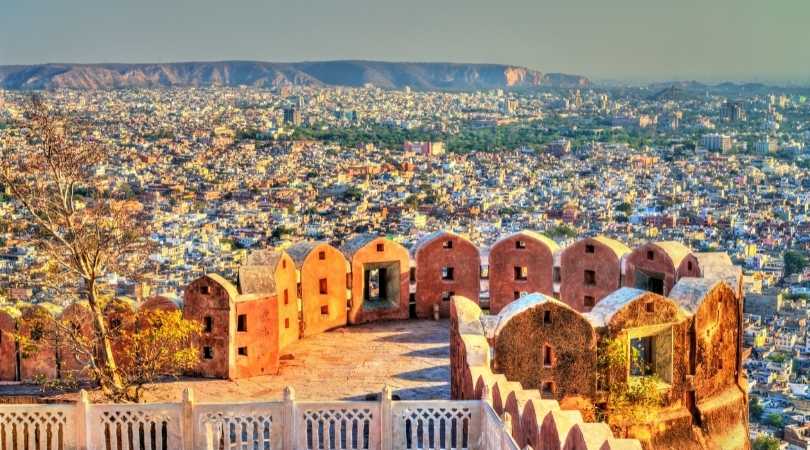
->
left=140, top=319, right=450, bottom=403
left=1, top=320, right=451, bottom=403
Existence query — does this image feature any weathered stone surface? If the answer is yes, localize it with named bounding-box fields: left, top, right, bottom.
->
left=560, top=236, right=629, bottom=312
left=137, top=319, right=451, bottom=402
left=413, top=231, right=480, bottom=318
left=488, top=231, right=557, bottom=314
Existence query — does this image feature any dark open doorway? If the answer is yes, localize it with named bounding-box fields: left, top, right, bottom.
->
left=635, top=269, right=665, bottom=295
left=363, top=261, right=401, bottom=311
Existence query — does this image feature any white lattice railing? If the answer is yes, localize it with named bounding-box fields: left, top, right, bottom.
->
left=0, top=386, right=520, bottom=450
left=392, top=401, right=481, bottom=450
left=296, top=401, right=380, bottom=450
left=0, top=403, right=77, bottom=450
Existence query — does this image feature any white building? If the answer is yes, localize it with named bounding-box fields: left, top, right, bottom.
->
left=701, top=133, right=733, bottom=151
left=755, top=136, right=779, bottom=154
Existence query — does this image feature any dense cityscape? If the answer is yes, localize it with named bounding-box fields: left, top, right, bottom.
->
left=2, top=83, right=810, bottom=446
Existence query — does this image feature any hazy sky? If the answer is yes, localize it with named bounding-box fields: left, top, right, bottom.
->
left=2, top=0, right=809, bottom=83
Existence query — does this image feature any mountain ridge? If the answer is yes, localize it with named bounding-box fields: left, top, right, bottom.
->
left=0, top=60, right=590, bottom=91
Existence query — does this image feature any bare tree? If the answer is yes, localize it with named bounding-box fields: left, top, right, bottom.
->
left=0, top=95, right=150, bottom=400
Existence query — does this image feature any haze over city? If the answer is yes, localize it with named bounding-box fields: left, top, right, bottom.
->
left=2, top=0, right=810, bottom=83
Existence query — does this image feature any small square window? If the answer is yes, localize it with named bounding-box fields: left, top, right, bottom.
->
left=410, top=267, right=416, bottom=283
left=687, top=261, right=693, bottom=271
left=441, top=267, right=454, bottom=280
left=282, top=259, right=287, bottom=269
left=320, top=305, right=329, bottom=315
left=203, top=316, right=213, bottom=333
left=543, top=310, right=552, bottom=324
left=584, top=270, right=596, bottom=286
left=203, top=346, right=214, bottom=359
left=553, top=267, right=561, bottom=283
left=442, top=240, right=453, bottom=249
left=514, top=291, right=520, bottom=300
left=237, top=314, right=247, bottom=332
left=516, top=240, right=526, bottom=249
left=514, top=266, right=528, bottom=281
left=238, top=346, right=248, bottom=356
left=200, top=285, right=210, bottom=295
left=645, top=301, right=655, bottom=313
left=376, top=243, right=384, bottom=252
left=647, top=250, right=655, bottom=260
left=284, top=289, right=289, bottom=305
left=584, top=296, right=595, bottom=308
left=319, top=278, right=328, bottom=294
left=285, top=318, right=290, bottom=329
left=585, top=244, right=595, bottom=254
left=318, top=251, right=326, bottom=260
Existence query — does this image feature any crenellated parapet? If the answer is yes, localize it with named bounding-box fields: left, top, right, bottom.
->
left=450, top=273, right=750, bottom=450
left=450, top=295, right=643, bottom=450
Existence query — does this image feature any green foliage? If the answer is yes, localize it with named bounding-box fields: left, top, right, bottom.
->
left=342, top=186, right=364, bottom=202
left=547, top=224, right=578, bottom=239
left=764, top=413, right=784, bottom=429
left=597, top=337, right=663, bottom=428
left=144, top=129, right=174, bottom=141
left=749, top=397, right=764, bottom=421
left=752, top=435, right=780, bottom=450
left=767, top=352, right=788, bottom=364
left=784, top=250, right=808, bottom=276
left=292, top=124, right=438, bottom=150
left=271, top=226, right=294, bottom=240
left=614, top=202, right=633, bottom=214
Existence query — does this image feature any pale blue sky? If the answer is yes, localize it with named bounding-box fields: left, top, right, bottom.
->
left=2, top=0, right=809, bottom=83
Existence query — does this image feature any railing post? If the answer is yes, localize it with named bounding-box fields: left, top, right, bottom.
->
left=501, top=412, right=513, bottom=450
left=481, top=383, right=492, bottom=404
left=76, top=389, right=89, bottom=450
left=182, top=388, right=195, bottom=450
left=283, top=386, right=296, bottom=450
left=380, top=385, right=393, bottom=450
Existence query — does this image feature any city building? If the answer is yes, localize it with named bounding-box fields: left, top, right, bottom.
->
left=701, top=133, right=733, bottom=151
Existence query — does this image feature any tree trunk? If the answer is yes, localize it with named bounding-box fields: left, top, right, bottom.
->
left=86, top=279, right=125, bottom=397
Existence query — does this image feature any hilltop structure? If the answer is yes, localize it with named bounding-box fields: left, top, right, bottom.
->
left=0, top=230, right=747, bottom=449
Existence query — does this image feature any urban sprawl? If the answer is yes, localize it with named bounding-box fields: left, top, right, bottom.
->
left=1, top=83, right=810, bottom=446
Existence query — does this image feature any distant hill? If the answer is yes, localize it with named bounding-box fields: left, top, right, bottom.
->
left=0, top=60, right=590, bottom=91
left=647, top=80, right=795, bottom=95
left=649, top=85, right=695, bottom=101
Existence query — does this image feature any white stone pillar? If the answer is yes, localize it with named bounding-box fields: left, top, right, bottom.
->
left=380, top=385, right=393, bottom=450
left=182, top=388, right=195, bottom=450
left=76, top=389, right=89, bottom=450
left=283, top=386, right=296, bottom=450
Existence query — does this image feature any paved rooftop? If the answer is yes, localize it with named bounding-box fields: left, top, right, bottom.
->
left=0, top=319, right=451, bottom=403
left=144, top=319, right=451, bottom=403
